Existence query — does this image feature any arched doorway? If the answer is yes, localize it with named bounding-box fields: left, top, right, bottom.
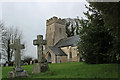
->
left=48, top=53, right=51, bottom=63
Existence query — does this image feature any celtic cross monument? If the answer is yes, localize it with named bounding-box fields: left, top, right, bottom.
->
left=8, top=39, right=28, bottom=78
left=32, top=35, right=49, bottom=73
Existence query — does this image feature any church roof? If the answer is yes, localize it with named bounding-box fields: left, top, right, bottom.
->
left=48, top=35, right=80, bottom=56
left=55, top=35, right=80, bottom=47
left=49, top=46, right=67, bottom=56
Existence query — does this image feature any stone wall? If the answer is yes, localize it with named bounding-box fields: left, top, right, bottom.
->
left=67, top=56, right=78, bottom=62
left=46, top=46, right=79, bottom=63
left=54, top=23, right=67, bottom=45
left=46, top=16, right=67, bottom=47
left=56, top=56, right=67, bottom=63
left=61, top=46, right=70, bottom=59
left=46, top=23, right=55, bottom=46
left=45, top=16, right=79, bottom=63
left=61, top=46, right=79, bottom=62
left=46, top=49, right=56, bottom=63
left=71, top=46, right=78, bottom=58
left=45, top=16, right=67, bottom=63
left=46, top=16, right=65, bottom=26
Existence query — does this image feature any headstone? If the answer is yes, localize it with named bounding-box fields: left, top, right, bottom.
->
left=6, top=62, right=8, bottom=67
left=32, top=35, right=49, bottom=73
left=8, top=39, right=28, bottom=78
left=30, top=60, right=33, bottom=65
left=24, top=62, right=28, bottom=65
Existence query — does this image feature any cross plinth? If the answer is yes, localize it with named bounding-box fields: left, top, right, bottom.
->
left=33, top=35, right=46, bottom=63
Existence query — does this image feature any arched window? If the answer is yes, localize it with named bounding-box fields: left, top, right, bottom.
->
left=70, top=52, right=72, bottom=58
left=48, top=53, right=51, bottom=62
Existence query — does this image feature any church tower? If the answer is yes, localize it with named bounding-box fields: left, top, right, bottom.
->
left=46, top=16, right=67, bottom=47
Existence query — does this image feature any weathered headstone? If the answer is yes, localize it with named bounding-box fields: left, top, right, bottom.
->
left=5, top=62, right=8, bottom=67
left=30, top=60, right=33, bottom=65
left=8, top=39, right=28, bottom=78
left=32, top=35, right=49, bottom=73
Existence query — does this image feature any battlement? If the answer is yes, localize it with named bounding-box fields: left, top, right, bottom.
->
left=46, top=16, right=65, bottom=26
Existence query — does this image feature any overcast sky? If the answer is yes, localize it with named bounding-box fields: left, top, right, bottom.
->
left=1, top=1, right=89, bottom=59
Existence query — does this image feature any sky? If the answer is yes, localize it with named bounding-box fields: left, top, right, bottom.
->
left=1, top=1, right=89, bottom=59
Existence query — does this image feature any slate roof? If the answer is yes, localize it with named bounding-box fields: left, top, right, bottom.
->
left=49, top=46, right=67, bottom=56
left=55, top=35, right=80, bottom=47
left=48, top=35, right=80, bottom=56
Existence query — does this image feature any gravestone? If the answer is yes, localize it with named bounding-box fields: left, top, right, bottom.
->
left=5, top=62, right=8, bottom=67
left=32, top=35, right=49, bottom=73
left=30, top=60, right=33, bottom=65
left=8, top=39, right=28, bottom=78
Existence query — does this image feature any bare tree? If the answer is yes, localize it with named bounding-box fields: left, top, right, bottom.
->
left=65, top=17, right=81, bottom=37
left=1, top=22, right=24, bottom=63
left=0, top=21, right=6, bottom=61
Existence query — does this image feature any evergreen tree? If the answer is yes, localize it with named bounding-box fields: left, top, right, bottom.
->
left=91, top=2, right=120, bottom=63
left=78, top=5, right=113, bottom=64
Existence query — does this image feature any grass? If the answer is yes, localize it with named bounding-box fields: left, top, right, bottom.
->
left=1, top=62, right=119, bottom=79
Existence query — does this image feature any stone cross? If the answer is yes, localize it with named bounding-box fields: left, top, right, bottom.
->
left=10, top=39, right=25, bottom=68
left=33, top=35, right=46, bottom=63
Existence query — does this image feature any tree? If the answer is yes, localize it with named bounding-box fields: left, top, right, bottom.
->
left=1, top=25, right=23, bottom=63
left=78, top=5, right=113, bottom=64
left=65, top=18, right=80, bottom=37
left=0, top=22, right=6, bottom=60
left=75, top=19, right=80, bottom=35
left=90, top=2, right=120, bottom=63
left=65, top=21, right=71, bottom=37
left=65, top=21, right=76, bottom=37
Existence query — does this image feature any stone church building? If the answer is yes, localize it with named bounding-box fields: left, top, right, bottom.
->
left=45, top=16, right=80, bottom=63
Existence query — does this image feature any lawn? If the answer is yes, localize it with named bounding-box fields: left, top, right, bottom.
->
left=1, top=62, right=119, bottom=79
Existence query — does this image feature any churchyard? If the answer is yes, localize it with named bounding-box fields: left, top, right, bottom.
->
left=0, top=17, right=119, bottom=79
left=0, top=1, right=120, bottom=80
left=2, top=62, right=118, bottom=79
left=1, top=35, right=118, bottom=79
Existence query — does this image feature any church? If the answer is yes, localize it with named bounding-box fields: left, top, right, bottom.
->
left=45, top=16, right=80, bottom=63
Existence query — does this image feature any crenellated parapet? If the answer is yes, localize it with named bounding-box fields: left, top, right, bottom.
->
left=46, top=16, right=65, bottom=26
